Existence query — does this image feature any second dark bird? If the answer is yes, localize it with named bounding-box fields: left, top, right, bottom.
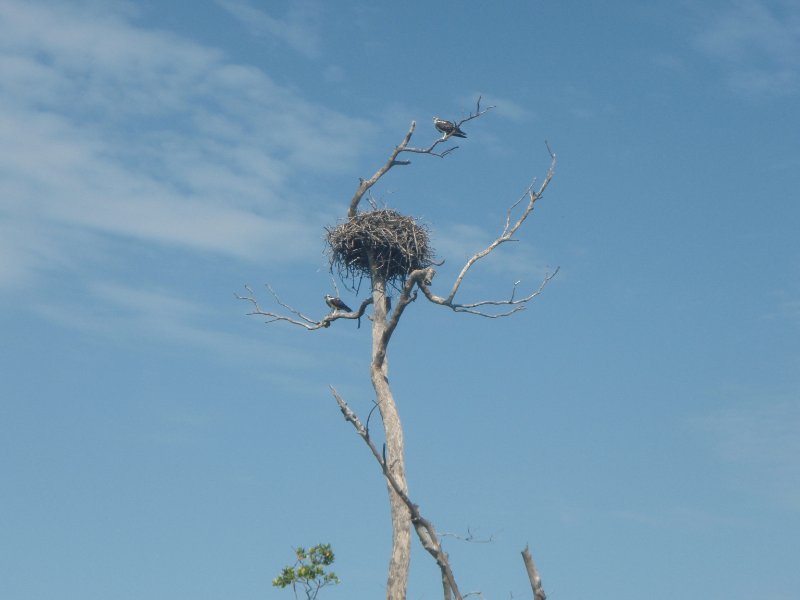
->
left=433, top=116, right=467, bottom=138
left=324, top=294, right=352, bottom=312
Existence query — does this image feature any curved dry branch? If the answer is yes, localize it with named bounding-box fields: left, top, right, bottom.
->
left=332, top=387, right=464, bottom=600
left=405, top=97, right=494, bottom=155
left=236, top=285, right=372, bottom=330
left=416, top=267, right=559, bottom=318
left=348, top=123, right=416, bottom=218
left=445, top=95, right=495, bottom=137
left=394, top=143, right=558, bottom=317
left=440, top=528, right=495, bottom=544
left=348, top=98, right=494, bottom=217
left=380, top=267, right=432, bottom=348
left=401, top=144, right=460, bottom=158
left=447, top=143, right=556, bottom=304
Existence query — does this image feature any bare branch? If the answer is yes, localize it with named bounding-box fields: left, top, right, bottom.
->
left=332, top=387, right=464, bottom=600
left=521, top=545, right=546, bottom=600
left=406, top=97, right=495, bottom=155
left=381, top=268, right=432, bottom=347
left=446, top=144, right=556, bottom=304
left=456, top=95, right=495, bottom=130
left=236, top=285, right=372, bottom=330
left=348, top=99, right=495, bottom=216
left=440, top=528, right=495, bottom=544
left=415, top=267, right=559, bottom=318
left=402, top=143, right=460, bottom=158
left=397, top=143, right=557, bottom=317
left=349, top=123, right=417, bottom=218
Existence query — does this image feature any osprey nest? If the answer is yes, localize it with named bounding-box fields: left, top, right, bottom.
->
left=326, top=209, right=435, bottom=286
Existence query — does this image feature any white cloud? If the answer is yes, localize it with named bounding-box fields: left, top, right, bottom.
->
left=0, top=0, right=373, bottom=291
left=33, top=280, right=321, bottom=374
left=434, top=223, right=491, bottom=262
left=776, top=299, right=800, bottom=323
left=694, top=0, right=800, bottom=96
left=91, top=281, right=209, bottom=320
left=476, top=94, right=535, bottom=123
left=215, top=0, right=322, bottom=58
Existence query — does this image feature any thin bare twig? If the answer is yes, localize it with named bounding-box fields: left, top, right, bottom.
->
left=236, top=285, right=372, bottom=330
left=406, top=97, right=494, bottom=154
left=440, top=528, right=495, bottom=544
left=348, top=124, right=416, bottom=218
left=416, top=267, right=559, bottom=318
left=447, top=143, right=556, bottom=304
left=398, top=143, right=557, bottom=317
left=348, top=98, right=494, bottom=217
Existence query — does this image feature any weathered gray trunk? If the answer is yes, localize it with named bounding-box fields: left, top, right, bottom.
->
left=370, top=272, right=411, bottom=600
left=522, top=545, right=546, bottom=600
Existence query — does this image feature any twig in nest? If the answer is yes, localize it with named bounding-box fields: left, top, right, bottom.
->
left=326, top=209, right=436, bottom=287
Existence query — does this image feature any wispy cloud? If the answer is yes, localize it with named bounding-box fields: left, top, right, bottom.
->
left=760, top=291, right=800, bottom=326
left=0, top=1, right=373, bottom=292
left=477, top=94, right=535, bottom=123
left=692, top=395, right=800, bottom=510
left=33, top=280, right=320, bottom=373
left=775, top=299, right=800, bottom=324
left=694, top=0, right=800, bottom=96
left=215, top=0, right=322, bottom=58
left=652, top=52, right=686, bottom=73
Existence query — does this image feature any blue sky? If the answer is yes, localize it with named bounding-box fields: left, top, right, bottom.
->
left=1, top=1, right=799, bottom=599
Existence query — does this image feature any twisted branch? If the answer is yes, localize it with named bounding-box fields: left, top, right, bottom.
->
left=332, top=387, right=464, bottom=600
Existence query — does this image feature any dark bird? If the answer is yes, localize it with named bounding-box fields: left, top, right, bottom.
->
left=433, top=116, right=467, bottom=138
left=324, top=294, right=352, bottom=312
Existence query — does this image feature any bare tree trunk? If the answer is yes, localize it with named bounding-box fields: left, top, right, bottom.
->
left=441, top=551, right=452, bottom=600
left=243, top=102, right=556, bottom=599
left=370, top=271, right=411, bottom=600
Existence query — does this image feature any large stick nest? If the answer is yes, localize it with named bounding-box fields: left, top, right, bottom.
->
left=326, top=209, right=435, bottom=286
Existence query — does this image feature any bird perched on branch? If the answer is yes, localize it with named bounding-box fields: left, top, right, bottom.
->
left=324, top=294, right=352, bottom=312
left=433, top=116, right=467, bottom=138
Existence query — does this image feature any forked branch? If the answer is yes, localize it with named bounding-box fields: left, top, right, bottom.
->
left=409, top=144, right=558, bottom=317
left=348, top=98, right=494, bottom=218
left=446, top=143, right=556, bottom=304
left=236, top=285, right=372, bottom=330
left=405, top=97, right=495, bottom=154
left=348, top=124, right=416, bottom=218
left=417, top=267, right=559, bottom=318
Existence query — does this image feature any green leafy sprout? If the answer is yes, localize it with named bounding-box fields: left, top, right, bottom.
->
left=272, top=543, right=340, bottom=600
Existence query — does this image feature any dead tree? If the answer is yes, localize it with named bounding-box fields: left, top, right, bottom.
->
left=240, top=99, right=556, bottom=600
